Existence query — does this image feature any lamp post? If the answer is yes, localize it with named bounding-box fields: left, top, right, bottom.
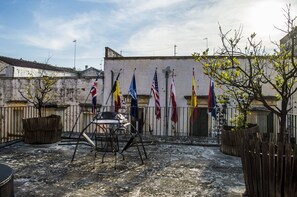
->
left=73, top=40, right=77, bottom=69
left=174, top=45, right=177, bottom=56
left=203, top=37, right=208, bottom=50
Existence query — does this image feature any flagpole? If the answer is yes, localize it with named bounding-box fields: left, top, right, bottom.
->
left=169, top=69, right=179, bottom=135
left=148, top=68, right=156, bottom=99
left=162, top=66, right=172, bottom=138
left=68, top=72, right=99, bottom=138
left=190, top=68, right=195, bottom=138
left=169, top=70, right=173, bottom=127
left=133, top=68, right=138, bottom=131
left=105, top=68, right=122, bottom=106
left=143, top=67, right=157, bottom=134
left=127, top=68, right=138, bottom=131
left=169, top=70, right=173, bottom=135
left=169, top=69, right=174, bottom=107
left=124, top=68, right=135, bottom=111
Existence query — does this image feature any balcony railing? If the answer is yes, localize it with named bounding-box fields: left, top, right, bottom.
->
left=0, top=105, right=295, bottom=144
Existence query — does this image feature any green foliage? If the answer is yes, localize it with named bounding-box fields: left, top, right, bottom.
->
left=193, top=28, right=257, bottom=129
left=20, top=72, right=57, bottom=117
left=194, top=5, right=297, bottom=141
left=230, top=113, right=249, bottom=131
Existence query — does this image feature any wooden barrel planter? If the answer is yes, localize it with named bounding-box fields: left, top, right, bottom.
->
left=220, top=124, right=259, bottom=157
left=23, top=115, right=62, bottom=144
left=241, top=141, right=297, bottom=197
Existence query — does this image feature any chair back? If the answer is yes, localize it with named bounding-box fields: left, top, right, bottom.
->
left=98, top=112, right=118, bottom=120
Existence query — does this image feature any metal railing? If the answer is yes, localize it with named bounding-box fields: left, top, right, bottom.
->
left=0, top=105, right=296, bottom=144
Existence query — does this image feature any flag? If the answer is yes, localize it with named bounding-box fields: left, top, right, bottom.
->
left=113, top=79, right=121, bottom=112
left=90, top=76, right=98, bottom=114
left=129, top=73, right=138, bottom=121
left=190, top=70, right=199, bottom=135
left=151, top=70, right=161, bottom=119
left=170, top=78, right=178, bottom=123
left=208, top=78, right=217, bottom=119
left=190, top=72, right=198, bottom=118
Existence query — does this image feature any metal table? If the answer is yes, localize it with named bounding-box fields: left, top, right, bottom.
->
left=71, top=113, right=147, bottom=168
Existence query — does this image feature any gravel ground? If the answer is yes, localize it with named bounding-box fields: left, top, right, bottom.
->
left=0, top=141, right=245, bottom=197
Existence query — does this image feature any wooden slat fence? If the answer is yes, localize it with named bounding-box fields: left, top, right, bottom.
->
left=220, top=124, right=259, bottom=156
left=241, top=141, right=297, bottom=197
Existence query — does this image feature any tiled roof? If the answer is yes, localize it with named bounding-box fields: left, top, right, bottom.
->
left=0, top=56, right=76, bottom=73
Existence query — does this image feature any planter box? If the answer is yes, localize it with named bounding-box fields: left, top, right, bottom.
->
left=23, top=115, right=62, bottom=144
left=241, top=141, right=297, bottom=197
left=220, top=124, right=259, bottom=157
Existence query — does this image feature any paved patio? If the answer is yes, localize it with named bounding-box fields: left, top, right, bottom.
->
left=0, top=141, right=245, bottom=197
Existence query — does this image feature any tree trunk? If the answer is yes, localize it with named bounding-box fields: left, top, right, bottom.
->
left=278, top=99, right=289, bottom=143
left=279, top=113, right=287, bottom=142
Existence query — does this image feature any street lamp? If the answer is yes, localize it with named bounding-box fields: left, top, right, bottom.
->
left=174, top=45, right=177, bottom=56
left=73, top=40, right=77, bottom=69
left=203, top=37, right=208, bottom=50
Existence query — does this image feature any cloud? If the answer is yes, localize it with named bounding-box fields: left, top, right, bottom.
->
left=23, top=10, right=103, bottom=50
left=8, top=0, right=297, bottom=69
left=118, top=0, right=296, bottom=55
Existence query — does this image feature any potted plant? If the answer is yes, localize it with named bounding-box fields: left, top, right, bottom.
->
left=194, top=25, right=260, bottom=156
left=195, top=4, right=297, bottom=196
left=19, top=68, right=62, bottom=144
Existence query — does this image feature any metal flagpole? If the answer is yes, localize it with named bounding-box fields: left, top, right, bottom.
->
left=133, top=69, right=138, bottom=132
left=105, top=69, right=122, bottom=106
left=142, top=67, right=157, bottom=134
left=68, top=73, right=99, bottom=138
left=162, top=66, right=172, bottom=138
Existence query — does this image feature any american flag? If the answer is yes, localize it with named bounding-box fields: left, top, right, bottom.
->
left=151, top=69, right=161, bottom=119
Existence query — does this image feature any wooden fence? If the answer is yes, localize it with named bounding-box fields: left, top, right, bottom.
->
left=241, top=141, right=297, bottom=197
left=220, top=125, right=259, bottom=156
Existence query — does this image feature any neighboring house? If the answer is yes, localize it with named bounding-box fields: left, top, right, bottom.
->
left=103, top=47, right=277, bottom=136
left=0, top=56, right=77, bottom=77
left=0, top=56, right=104, bottom=108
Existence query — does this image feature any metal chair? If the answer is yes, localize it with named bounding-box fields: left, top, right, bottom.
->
left=93, top=112, right=123, bottom=169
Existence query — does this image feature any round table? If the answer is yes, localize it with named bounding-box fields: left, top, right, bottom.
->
left=0, top=164, right=14, bottom=197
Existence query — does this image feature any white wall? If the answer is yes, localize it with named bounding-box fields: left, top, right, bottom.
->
left=0, top=77, right=103, bottom=107
left=104, top=56, right=277, bottom=108
left=13, top=67, right=76, bottom=78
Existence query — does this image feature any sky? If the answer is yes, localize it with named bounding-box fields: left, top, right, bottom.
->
left=0, top=0, right=296, bottom=71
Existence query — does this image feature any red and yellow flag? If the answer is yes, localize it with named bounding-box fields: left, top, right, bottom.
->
left=113, top=80, right=121, bottom=112
left=190, top=69, right=199, bottom=135
left=190, top=71, right=198, bottom=118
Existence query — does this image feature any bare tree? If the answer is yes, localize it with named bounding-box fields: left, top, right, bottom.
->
left=19, top=57, right=57, bottom=117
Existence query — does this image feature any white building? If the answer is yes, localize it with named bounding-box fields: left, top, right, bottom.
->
left=0, top=56, right=104, bottom=108
left=0, top=56, right=77, bottom=77
left=103, top=47, right=277, bottom=137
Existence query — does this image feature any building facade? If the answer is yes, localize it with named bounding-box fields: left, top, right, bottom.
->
left=0, top=56, right=104, bottom=108
left=103, top=47, right=277, bottom=137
